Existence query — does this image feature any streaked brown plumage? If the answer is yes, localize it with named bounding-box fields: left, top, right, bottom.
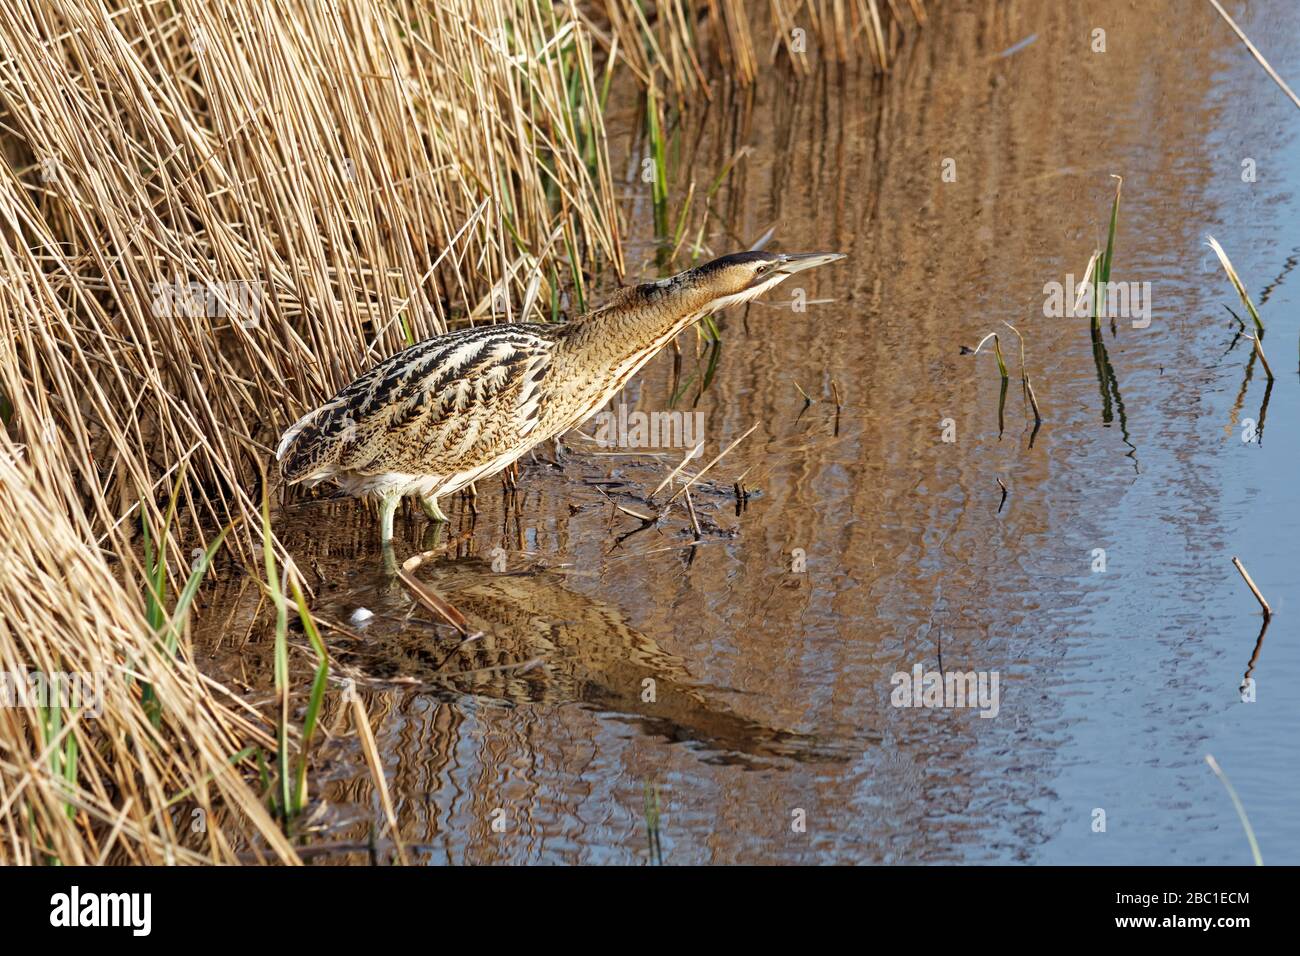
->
left=276, top=250, right=845, bottom=542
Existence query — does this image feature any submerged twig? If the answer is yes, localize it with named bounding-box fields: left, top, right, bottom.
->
left=792, top=380, right=814, bottom=410
left=666, top=423, right=758, bottom=504
left=650, top=441, right=705, bottom=500
left=397, top=568, right=471, bottom=634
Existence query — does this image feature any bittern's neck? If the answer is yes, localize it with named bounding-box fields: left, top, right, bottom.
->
left=556, top=284, right=717, bottom=370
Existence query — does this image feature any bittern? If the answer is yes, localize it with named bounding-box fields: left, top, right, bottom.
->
left=276, top=250, right=845, bottom=543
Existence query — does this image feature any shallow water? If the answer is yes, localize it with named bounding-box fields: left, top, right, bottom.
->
left=202, top=0, right=1300, bottom=864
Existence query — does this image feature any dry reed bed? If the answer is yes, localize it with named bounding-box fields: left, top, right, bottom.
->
left=0, top=0, right=926, bottom=864
left=593, top=0, right=925, bottom=92
left=1, top=0, right=625, bottom=865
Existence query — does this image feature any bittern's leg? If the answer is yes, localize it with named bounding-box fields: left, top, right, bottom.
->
left=420, top=493, right=449, bottom=522
left=381, top=543, right=398, bottom=576
left=378, top=492, right=400, bottom=543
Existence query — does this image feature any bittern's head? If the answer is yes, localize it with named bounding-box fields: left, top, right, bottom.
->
left=640, top=250, right=846, bottom=316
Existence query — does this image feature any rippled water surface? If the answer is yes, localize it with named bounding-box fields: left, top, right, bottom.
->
left=202, top=0, right=1300, bottom=864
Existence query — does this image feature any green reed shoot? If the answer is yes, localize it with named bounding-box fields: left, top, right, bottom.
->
left=258, top=470, right=329, bottom=821
left=1093, top=175, right=1122, bottom=332
left=646, top=84, right=669, bottom=238
left=260, top=474, right=292, bottom=820
left=964, top=332, right=1010, bottom=436
left=140, top=461, right=231, bottom=726
left=643, top=781, right=663, bottom=865
left=287, top=573, right=329, bottom=813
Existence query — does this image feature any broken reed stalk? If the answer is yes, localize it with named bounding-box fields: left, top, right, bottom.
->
left=963, top=332, right=1009, bottom=434
left=349, top=695, right=410, bottom=866
left=683, top=486, right=704, bottom=539
left=1002, top=322, right=1043, bottom=424
left=397, top=568, right=471, bottom=635
left=1205, top=754, right=1264, bottom=866
left=967, top=332, right=1009, bottom=380
left=1231, top=557, right=1273, bottom=621
left=733, top=465, right=753, bottom=502
left=1025, top=377, right=1043, bottom=424
left=1075, top=250, right=1101, bottom=319
left=1205, top=236, right=1266, bottom=337
left=1206, top=0, right=1300, bottom=111
left=651, top=441, right=706, bottom=499
left=666, top=423, right=759, bottom=503
left=1246, top=335, right=1275, bottom=382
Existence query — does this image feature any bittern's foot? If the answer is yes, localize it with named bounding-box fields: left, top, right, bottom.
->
left=420, top=494, right=449, bottom=522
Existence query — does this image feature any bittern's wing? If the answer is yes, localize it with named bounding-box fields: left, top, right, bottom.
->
left=277, top=325, right=554, bottom=482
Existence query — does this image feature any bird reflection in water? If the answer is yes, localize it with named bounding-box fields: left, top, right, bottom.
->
left=324, top=555, right=855, bottom=767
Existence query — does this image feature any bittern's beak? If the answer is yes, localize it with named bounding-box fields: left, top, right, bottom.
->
left=775, top=252, right=846, bottom=275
